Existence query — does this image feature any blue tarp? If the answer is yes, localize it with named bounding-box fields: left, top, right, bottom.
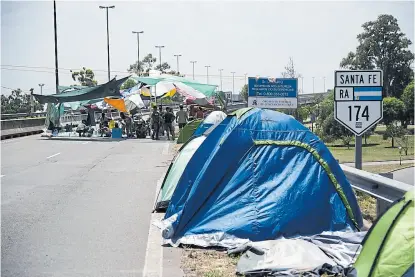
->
left=193, top=111, right=227, bottom=138
left=162, top=108, right=363, bottom=248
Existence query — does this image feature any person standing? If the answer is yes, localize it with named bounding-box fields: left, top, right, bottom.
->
left=158, top=105, right=165, bottom=136
left=176, top=105, right=188, bottom=130
left=163, top=107, right=176, bottom=140
left=196, top=107, right=204, bottom=119
left=151, top=106, right=161, bottom=140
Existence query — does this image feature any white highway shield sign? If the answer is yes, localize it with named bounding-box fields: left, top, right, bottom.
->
left=334, top=70, right=383, bottom=136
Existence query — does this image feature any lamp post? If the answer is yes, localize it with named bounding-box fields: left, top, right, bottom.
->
left=218, top=69, right=223, bottom=91
left=231, top=72, right=236, bottom=103
left=38, top=83, right=44, bottom=95
left=155, top=45, right=165, bottom=73
left=190, top=61, right=197, bottom=80
left=323, top=76, right=326, bottom=92
left=53, top=0, right=59, bottom=94
left=174, top=54, right=182, bottom=75
left=99, top=5, right=115, bottom=82
left=205, top=65, right=211, bottom=84
left=132, top=31, right=144, bottom=76
left=312, top=76, right=315, bottom=94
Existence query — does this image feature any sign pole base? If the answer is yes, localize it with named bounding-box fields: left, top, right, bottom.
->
left=355, top=135, right=363, bottom=170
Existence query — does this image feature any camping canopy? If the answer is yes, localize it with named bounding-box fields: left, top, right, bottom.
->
left=353, top=190, right=414, bottom=277
left=132, top=75, right=217, bottom=97
left=33, top=76, right=129, bottom=104
left=176, top=119, right=203, bottom=144
left=161, top=108, right=363, bottom=248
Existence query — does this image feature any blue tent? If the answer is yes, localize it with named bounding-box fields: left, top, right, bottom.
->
left=162, top=108, right=363, bottom=248
left=193, top=111, right=227, bottom=137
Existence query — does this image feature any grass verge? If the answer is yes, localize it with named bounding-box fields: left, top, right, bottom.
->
left=181, top=248, right=239, bottom=277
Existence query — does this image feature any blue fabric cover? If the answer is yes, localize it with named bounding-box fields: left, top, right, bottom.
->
left=193, top=123, right=213, bottom=137
left=165, top=108, right=363, bottom=243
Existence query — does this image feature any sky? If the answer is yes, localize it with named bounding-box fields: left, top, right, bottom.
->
left=1, top=0, right=414, bottom=96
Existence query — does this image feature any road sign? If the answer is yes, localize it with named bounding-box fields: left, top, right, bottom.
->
left=334, top=70, right=383, bottom=136
left=248, top=77, right=298, bottom=109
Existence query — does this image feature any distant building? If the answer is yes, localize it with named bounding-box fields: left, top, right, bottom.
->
left=224, top=91, right=243, bottom=102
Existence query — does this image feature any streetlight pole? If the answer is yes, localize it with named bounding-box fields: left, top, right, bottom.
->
left=231, top=72, right=236, bottom=103
left=323, top=76, right=326, bottom=92
left=205, top=65, right=211, bottom=84
left=39, top=83, right=44, bottom=95
left=312, top=76, right=315, bottom=94
left=155, top=45, right=165, bottom=73
left=190, top=61, right=197, bottom=80
left=219, top=69, right=223, bottom=91
left=132, top=31, right=144, bottom=76
left=53, top=0, right=59, bottom=94
left=244, top=73, right=247, bottom=86
left=301, top=77, right=304, bottom=94
left=99, top=5, right=115, bottom=82
left=174, top=54, right=182, bottom=75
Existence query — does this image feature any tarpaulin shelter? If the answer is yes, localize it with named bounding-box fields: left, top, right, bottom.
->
left=193, top=111, right=226, bottom=137
left=33, top=76, right=129, bottom=104
left=176, top=119, right=202, bottom=144
left=154, top=120, right=228, bottom=212
left=352, top=190, right=414, bottom=277
left=160, top=108, right=363, bottom=248
left=132, top=75, right=217, bottom=106
left=104, top=98, right=127, bottom=113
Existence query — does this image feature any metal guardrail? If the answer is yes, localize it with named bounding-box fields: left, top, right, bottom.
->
left=341, top=164, right=412, bottom=217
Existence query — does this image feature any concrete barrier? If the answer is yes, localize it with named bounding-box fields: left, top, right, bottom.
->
left=1, top=118, right=46, bottom=139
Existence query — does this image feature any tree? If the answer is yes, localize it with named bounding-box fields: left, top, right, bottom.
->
left=297, top=105, right=311, bottom=123
left=128, top=53, right=156, bottom=76
left=281, top=57, right=302, bottom=79
left=240, top=84, right=248, bottom=101
left=401, top=81, right=414, bottom=127
left=396, top=130, right=411, bottom=155
left=120, top=78, right=137, bottom=90
left=154, top=62, right=171, bottom=73
left=383, top=124, right=405, bottom=148
left=383, top=97, right=405, bottom=125
left=1, top=88, right=42, bottom=114
left=70, top=67, right=97, bottom=87
left=340, top=14, right=414, bottom=98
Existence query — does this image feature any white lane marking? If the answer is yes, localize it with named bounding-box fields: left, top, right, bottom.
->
left=162, top=143, right=170, bottom=156
left=82, top=141, right=90, bottom=145
left=143, top=176, right=164, bottom=277
left=46, top=152, right=61, bottom=159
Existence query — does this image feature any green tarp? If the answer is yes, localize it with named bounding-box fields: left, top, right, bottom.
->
left=33, top=76, right=129, bottom=104
left=176, top=119, right=202, bottom=144
left=132, top=76, right=217, bottom=97
left=155, top=136, right=206, bottom=211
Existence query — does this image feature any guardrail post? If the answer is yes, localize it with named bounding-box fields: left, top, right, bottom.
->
left=377, top=172, right=394, bottom=216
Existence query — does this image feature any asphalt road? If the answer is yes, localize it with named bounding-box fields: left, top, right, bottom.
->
left=393, top=166, right=414, bottom=186
left=1, top=135, right=182, bottom=277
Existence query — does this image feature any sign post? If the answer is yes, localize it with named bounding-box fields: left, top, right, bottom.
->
left=248, top=77, right=298, bottom=109
left=334, top=70, right=383, bottom=169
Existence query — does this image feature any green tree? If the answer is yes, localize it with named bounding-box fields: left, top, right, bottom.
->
left=128, top=53, right=156, bottom=76
left=281, top=57, right=303, bottom=118
left=396, top=130, right=411, bottom=155
left=240, top=84, right=248, bottom=101
left=383, top=97, right=405, bottom=125
left=70, top=67, right=97, bottom=87
left=316, top=91, right=354, bottom=147
left=383, top=124, right=406, bottom=148
left=120, top=78, right=137, bottom=90
left=297, top=105, right=311, bottom=123
left=340, top=14, right=414, bottom=98
left=1, top=89, right=42, bottom=114
left=401, top=81, right=414, bottom=127
left=155, top=62, right=171, bottom=73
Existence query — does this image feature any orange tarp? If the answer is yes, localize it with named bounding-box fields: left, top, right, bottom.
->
left=104, top=98, right=127, bottom=112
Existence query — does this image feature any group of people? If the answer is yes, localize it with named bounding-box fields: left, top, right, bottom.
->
left=150, top=105, right=189, bottom=140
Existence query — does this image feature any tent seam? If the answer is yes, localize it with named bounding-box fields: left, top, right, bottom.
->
left=253, top=140, right=360, bottom=231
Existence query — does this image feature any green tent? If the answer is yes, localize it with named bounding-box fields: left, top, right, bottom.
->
left=154, top=136, right=206, bottom=211
left=176, top=119, right=202, bottom=144
left=353, top=190, right=414, bottom=277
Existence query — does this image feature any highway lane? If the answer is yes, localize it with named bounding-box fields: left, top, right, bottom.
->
left=1, top=135, right=182, bottom=277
